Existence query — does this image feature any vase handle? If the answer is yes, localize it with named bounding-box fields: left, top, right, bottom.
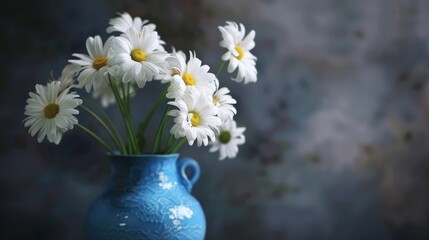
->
left=177, top=158, right=200, bottom=193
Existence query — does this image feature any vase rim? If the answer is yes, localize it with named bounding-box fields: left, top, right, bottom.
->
left=107, top=153, right=180, bottom=158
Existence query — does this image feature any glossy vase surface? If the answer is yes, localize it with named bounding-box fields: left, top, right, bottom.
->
left=85, top=154, right=206, bottom=240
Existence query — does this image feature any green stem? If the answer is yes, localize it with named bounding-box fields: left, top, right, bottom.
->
left=76, top=124, right=114, bottom=153
left=121, top=82, right=127, bottom=111
left=166, top=137, right=187, bottom=154
left=152, top=106, right=170, bottom=153
left=124, top=83, right=134, bottom=151
left=126, top=83, right=131, bottom=112
left=82, top=97, right=125, bottom=154
left=109, top=75, right=139, bottom=154
left=126, top=141, right=132, bottom=153
left=122, top=82, right=131, bottom=113
left=165, top=134, right=176, bottom=153
left=215, top=60, right=226, bottom=77
left=79, top=105, right=126, bottom=154
left=138, top=86, right=168, bottom=150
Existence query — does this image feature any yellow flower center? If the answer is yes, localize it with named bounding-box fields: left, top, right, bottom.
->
left=213, top=97, right=219, bottom=106
left=235, top=45, right=244, bottom=60
left=189, top=111, right=201, bottom=127
left=131, top=49, right=147, bottom=62
left=183, top=73, right=196, bottom=86
left=43, top=103, right=60, bottom=119
left=92, top=56, right=108, bottom=70
left=219, top=131, right=231, bottom=144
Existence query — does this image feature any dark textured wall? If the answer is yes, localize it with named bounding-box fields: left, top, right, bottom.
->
left=2, top=0, right=429, bottom=239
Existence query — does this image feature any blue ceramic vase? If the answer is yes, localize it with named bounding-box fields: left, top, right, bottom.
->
left=85, top=154, right=206, bottom=240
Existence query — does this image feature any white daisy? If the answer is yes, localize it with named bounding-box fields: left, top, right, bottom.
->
left=106, top=12, right=165, bottom=49
left=91, top=85, right=115, bottom=108
left=24, top=81, right=82, bottom=144
left=58, top=64, right=80, bottom=92
left=157, top=49, right=186, bottom=84
left=107, top=12, right=148, bottom=34
left=166, top=76, right=186, bottom=100
left=165, top=51, right=217, bottom=100
left=210, top=120, right=246, bottom=160
left=108, top=27, right=168, bottom=88
left=50, top=64, right=79, bottom=92
left=168, top=88, right=221, bottom=146
left=218, top=21, right=257, bottom=84
left=69, top=35, right=113, bottom=92
left=212, top=87, right=237, bottom=122
left=92, top=80, right=136, bottom=108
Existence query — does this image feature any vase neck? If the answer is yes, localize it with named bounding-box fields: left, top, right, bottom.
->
left=109, top=154, right=179, bottom=183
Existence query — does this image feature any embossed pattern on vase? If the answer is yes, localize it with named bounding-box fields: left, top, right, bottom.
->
left=85, top=154, right=206, bottom=240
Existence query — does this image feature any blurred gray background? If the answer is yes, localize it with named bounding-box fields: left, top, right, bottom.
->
left=2, top=0, right=429, bottom=239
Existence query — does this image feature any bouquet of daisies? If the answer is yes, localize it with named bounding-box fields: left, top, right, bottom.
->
left=24, top=13, right=257, bottom=160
